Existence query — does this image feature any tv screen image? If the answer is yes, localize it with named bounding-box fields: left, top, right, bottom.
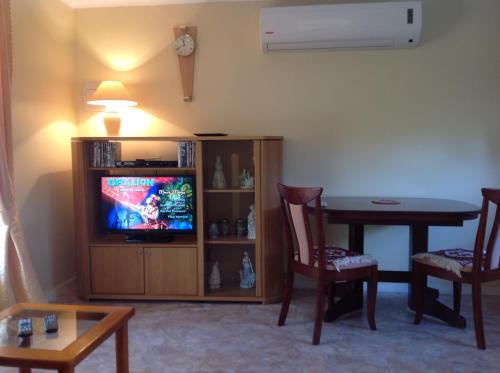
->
left=101, top=176, right=195, bottom=233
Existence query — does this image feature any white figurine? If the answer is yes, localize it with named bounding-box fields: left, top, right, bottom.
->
left=239, top=251, right=256, bottom=288
left=239, top=168, right=254, bottom=189
left=247, top=204, right=256, bottom=240
left=209, top=261, right=221, bottom=290
left=212, top=155, right=226, bottom=189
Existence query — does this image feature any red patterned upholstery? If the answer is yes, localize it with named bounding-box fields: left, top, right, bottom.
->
left=413, top=248, right=476, bottom=276
left=295, top=245, right=377, bottom=271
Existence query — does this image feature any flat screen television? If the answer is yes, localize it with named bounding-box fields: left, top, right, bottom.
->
left=101, top=175, right=196, bottom=242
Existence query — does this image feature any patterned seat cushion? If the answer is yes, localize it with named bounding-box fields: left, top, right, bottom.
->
left=413, top=248, right=476, bottom=277
left=295, top=245, right=377, bottom=272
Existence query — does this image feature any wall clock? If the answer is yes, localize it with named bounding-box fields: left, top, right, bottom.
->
left=173, top=26, right=197, bottom=101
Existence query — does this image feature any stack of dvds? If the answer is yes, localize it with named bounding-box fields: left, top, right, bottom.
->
left=90, top=141, right=121, bottom=167
left=177, top=141, right=196, bottom=168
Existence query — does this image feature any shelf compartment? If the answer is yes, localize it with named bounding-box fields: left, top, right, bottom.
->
left=205, top=244, right=257, bottom=298
left=205, top=236, right=255, bottom=245
left=205, top=283, right=256, bottom=298
left=203, top=193, right=255, bottom=230
left=202, top=140, right=255, bottom=189
left=204, top=188, right=254, bottom=193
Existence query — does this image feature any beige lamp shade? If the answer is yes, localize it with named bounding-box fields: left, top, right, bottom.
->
left=87, top=80, right=137, bottom=107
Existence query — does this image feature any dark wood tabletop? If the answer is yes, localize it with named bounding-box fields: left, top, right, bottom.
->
left=320, top=197, right=480, bottom=226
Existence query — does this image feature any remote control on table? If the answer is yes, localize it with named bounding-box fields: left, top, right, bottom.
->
left=18, top=318, right=33, bottom=337
left=43, top=313, right=58, bottom=333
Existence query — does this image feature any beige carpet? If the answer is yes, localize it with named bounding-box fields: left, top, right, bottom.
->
left=2, top=287, right=499, bottom=372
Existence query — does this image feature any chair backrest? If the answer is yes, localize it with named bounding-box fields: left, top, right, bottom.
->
left=474, top=188, right=500, bottom=271
left=277, top=183, right=326, bottom=269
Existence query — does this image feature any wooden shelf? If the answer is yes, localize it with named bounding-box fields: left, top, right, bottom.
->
left=90, top=235, right=198, bottom=247
left=204, top=188, right=255, bottom=193
left=88, top=167, right=196, bottom=172
left=205, top=236, right=255, bottom=245
left=206, top=284, right=256, bottom=298
left=73, top=136, right=283, bottom=141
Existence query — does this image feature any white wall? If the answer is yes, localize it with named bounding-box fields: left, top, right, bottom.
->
left=11, top=0, right=77, bottom=296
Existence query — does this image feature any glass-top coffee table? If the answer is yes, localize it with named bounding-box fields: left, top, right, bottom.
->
left=0, top=303, right=134, bottom=373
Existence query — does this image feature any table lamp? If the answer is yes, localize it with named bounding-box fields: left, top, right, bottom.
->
left=87, top=80, right=137, bottom=136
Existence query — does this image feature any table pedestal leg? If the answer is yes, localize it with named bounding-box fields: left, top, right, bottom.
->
left=116, top=322, right=129, bottom=373
left=409, top=224, right=429, bottom=307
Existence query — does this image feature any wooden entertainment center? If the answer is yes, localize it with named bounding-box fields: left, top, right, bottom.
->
left=71, top=136, right=283, bottom=303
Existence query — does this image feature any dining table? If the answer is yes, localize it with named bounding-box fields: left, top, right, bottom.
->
left=318, top=196, right=481, bottom=328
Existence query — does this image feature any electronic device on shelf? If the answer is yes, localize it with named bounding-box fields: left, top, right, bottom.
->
left=194, top=133, right=227, bottom=137
left=101, top=175, right=196, bottom=242
left=18, top=318, right=33, bottom=337
left=43, top=314, right=58, bottom=333
left=115, top=159, right=179, bottom=168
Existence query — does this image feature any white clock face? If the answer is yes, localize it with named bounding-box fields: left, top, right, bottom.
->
left=175, top=34, right=195, bottom=57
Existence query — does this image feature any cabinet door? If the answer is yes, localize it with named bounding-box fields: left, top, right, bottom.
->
left=145, top=246, right=198, bottom=295
left=90, top=246, right=145, bottom=294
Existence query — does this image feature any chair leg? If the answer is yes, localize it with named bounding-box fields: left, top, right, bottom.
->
left=453, top=281, right=462, bottom=313
left=413, top=261, right=425, bottom=325
left=312, top=278, right=326, bottom=345
left=367, top=267, right=377, bottom=330
left=472, top=280, right=486, bottom=349
left=278, top=270, right=294, bottom=326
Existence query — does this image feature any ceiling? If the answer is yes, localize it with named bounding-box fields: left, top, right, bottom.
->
left=63, top=0, right=260, bottom=8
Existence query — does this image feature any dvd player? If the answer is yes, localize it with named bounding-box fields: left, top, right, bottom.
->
left=115, top=160, right=179, bottom=168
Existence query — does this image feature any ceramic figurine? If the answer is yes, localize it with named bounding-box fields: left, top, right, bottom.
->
left=247, top=204, right=256, bottom=240
left=212, top=155, right=226, bottom=189
left=208, top=222, right=219, bottom=239
left=239, top=251, right=256, bottom=288
left=235, top=218, right=246, bottom=237
left=209, top=261, right=221, bottom=290
left=217, top=218, right=230, bottom=236
left=239, top=168, right=254, bottom=189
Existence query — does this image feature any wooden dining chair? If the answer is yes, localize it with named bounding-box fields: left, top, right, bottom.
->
left=277, top=183, right=378, bottom=345
left=413, top=188, right=500, bottom=349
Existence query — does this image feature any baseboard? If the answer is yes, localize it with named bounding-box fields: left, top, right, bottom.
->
left=46, top=276, right=76, bottom=302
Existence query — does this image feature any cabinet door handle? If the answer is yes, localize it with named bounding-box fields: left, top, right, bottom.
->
left=136, top=249, right=143, bottom=255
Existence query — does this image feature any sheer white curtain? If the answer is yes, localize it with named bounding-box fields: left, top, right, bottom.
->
left=0, top=0, right=45, bottom=308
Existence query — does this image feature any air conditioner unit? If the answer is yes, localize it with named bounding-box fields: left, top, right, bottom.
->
left=260, top=1, right=422, bottom=52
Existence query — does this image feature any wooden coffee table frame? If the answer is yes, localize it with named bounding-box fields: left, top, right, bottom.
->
left=0, top=303, right=134, bottom=373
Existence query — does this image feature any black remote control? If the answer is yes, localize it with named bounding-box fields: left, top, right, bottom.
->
left=18, top=318, right=33, bottom=337
left=43, top=313, right=58, bottom=333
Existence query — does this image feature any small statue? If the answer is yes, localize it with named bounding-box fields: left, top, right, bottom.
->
left=239, top=251, right=256, bottom=288
left=208, top=222, right=219, bottom=239
left=212, top=155, right=226, bottom=189
left=247, top=204, right=256, bottom=240
left=209, top=261, right=221, bottom=290
left=235, top=218, right=246, bottom=237
left=217, top=218, right=230, bottom=236
left=239, top=168, right=254, bottom=189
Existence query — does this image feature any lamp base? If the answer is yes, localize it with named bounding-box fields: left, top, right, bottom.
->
left=103, top=112, right=121, bottom=136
